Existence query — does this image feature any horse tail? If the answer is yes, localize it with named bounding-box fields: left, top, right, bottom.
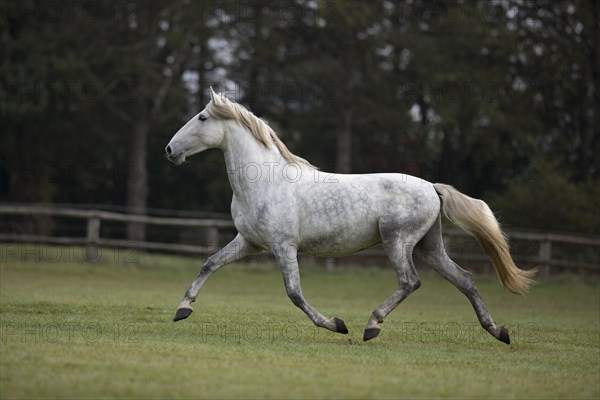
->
left=433, top=183, right=537, bottom=295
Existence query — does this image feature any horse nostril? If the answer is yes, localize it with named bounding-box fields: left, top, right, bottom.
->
left=165, top=145, right=172, bottom=155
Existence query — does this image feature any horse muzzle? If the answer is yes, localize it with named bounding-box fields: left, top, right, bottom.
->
left=165, top=144, right=185, bottom=165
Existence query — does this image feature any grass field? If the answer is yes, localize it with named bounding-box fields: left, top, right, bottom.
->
left=1, top=245, right=599, bottom=399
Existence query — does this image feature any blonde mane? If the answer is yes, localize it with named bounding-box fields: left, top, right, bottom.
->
left=205, top=89, right=313, bottom=167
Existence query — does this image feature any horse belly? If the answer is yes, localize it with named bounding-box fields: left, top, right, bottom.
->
left=297, top=212, right=381, bottom=256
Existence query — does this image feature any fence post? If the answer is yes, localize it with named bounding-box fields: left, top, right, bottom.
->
left=86, top=214, right=101, bottom=263
left=86, top=214, right=100, bottom=242
left=538, top=237, right=551, bottom=279
left=207, top=226, right=219, bottom=253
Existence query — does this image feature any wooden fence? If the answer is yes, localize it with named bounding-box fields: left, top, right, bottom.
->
left=1, top=204, right=598, bottom=275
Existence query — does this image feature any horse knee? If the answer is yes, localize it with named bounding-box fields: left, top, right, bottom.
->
left=400, top=276, right=421, bottom=293
left=408, top=277, right=421, bottom=293
left=412, top=278, right=422, bottom=292
left=457, top=270, right=476, bottom=295
left=286, top=287, right=304, bottom=308
left=200, top=258, right=216, bottom=274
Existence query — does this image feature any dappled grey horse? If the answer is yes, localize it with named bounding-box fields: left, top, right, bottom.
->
left=165, top=88, right=536, bottom=343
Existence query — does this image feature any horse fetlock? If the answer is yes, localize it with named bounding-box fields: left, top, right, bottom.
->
left=497, top=325, right=510, bottom=344
left=370, top=310, right=385, bottom=325
left=482, top=322, right=511, bottom=344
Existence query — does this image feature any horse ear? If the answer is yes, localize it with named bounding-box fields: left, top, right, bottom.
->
left=209, top=86, right=217, bottom=101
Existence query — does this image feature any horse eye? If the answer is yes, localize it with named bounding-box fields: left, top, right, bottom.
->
left=199, top=115, right=207, bottom=121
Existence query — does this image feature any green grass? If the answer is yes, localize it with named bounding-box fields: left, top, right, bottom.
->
left=1, top=246, right=599, bottom=399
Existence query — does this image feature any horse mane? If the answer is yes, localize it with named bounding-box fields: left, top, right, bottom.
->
left=205, top=90, right=314, bottom=167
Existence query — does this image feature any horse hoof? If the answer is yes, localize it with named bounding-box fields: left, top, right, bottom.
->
left=333, top=317, right=349, bottom=334
left=363, top=327, right=380, bottom=342
left=498, top=326, right=510, bottom=344
left=173, top=308, right=193, bottom=322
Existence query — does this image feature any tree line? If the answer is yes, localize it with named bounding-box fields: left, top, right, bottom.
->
left=1, top=0, right=598, bottom=237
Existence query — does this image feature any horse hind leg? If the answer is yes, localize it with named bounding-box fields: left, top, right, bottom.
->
left=363, top=239, right=421, bottom=341
left=415, top=217, right=510, bottom=344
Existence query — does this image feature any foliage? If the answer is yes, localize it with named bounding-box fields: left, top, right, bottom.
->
left=1, top=0, right=597, bottom=234
left=490, top=161, right=600, bottom=234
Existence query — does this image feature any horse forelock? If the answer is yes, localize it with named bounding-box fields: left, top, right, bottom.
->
left=205, top=94, right=313, bottom=167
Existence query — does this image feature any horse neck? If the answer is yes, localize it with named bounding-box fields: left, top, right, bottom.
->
left=221, top=123, right=291, bottom=197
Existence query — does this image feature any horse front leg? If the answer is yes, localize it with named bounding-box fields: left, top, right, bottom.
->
left=173, top=233, right=261, bottom=321
left=272, top=243, right=348, bottom=334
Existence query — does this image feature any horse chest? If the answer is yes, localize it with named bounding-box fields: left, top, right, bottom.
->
left=231, top=199, right=289, bottom=248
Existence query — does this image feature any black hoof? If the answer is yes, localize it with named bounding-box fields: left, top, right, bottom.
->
left=333, top=317, right=349, bottom=334
left=173, top=308, right=193, bottom=322
left=498, top=326, right=510, bottom=344
left=363, top=327, right=381, bottom=342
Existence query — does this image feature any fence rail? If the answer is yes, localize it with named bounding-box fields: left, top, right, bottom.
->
left=1, top=204, right=598, bottom=274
